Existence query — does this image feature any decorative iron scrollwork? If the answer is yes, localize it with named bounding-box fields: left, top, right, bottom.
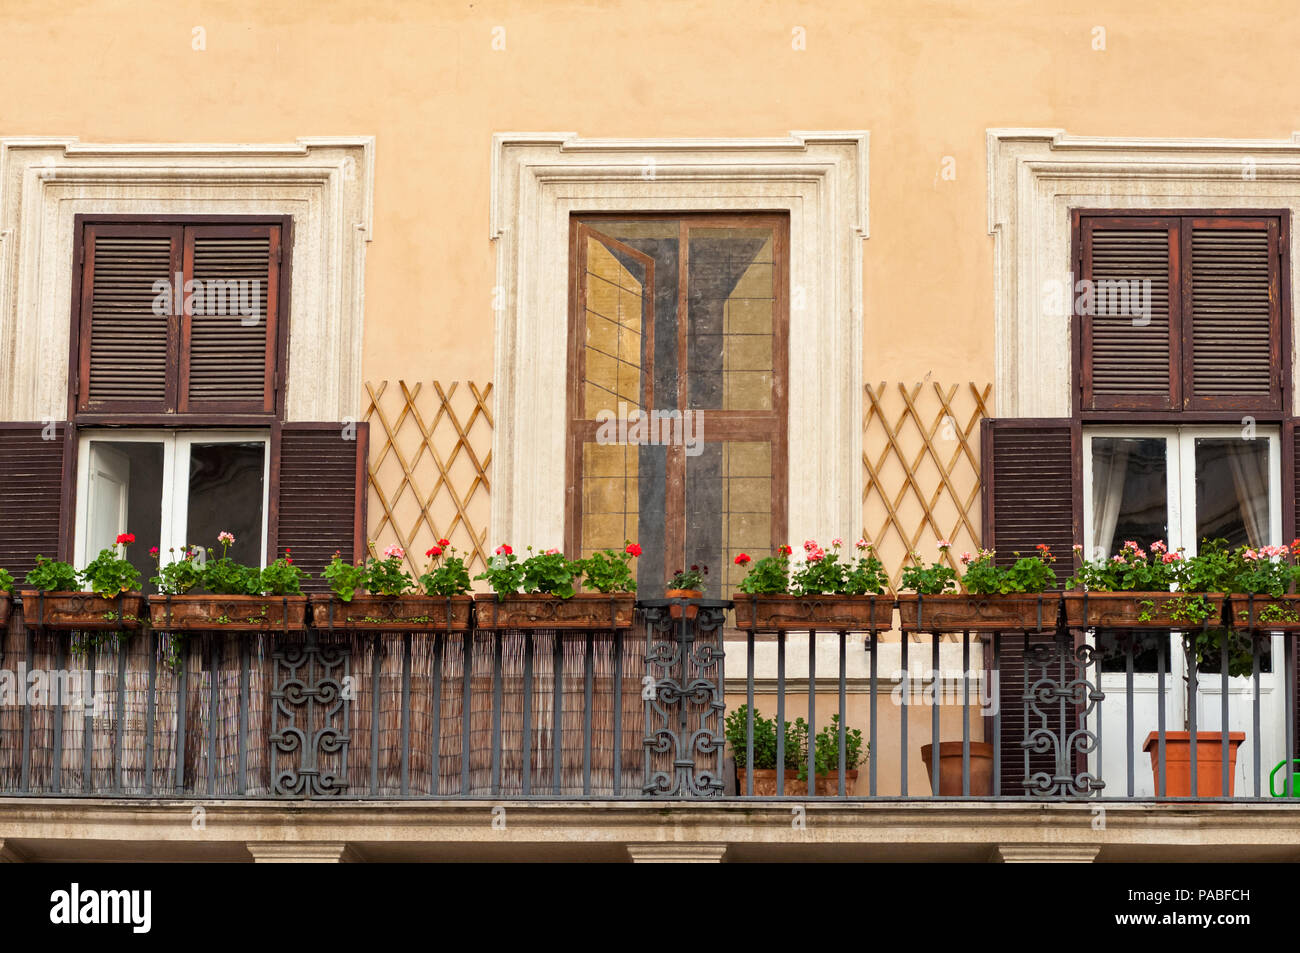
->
left=1022, top=630, right=1105, bottom=797
left=270, top=634, right=352, bottom=796
left=639, top=600, right=729, bottom=797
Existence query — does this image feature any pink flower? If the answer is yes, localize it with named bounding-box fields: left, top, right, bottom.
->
left=1162, top=552, right=1180, bottom=564
left=831, top=537, right=843, bottom=548
left=803, top=539, right=818, bottom=552
left=937, top=539, right=952, bottom=549
left=544, top=548, right=560, bottom=555
left=383, top=544, right=404, bottom=560
left=1072, top=543, right=1083, bottom=553
left=1151, top=540, right=1167, bottom=554
left=855, top=538, right=869, bottom=551
left=217, top=531, right=235, bottom=546
left=806, top=549, right=825, bottom=563
left=149, top=546, right=159, bottom=557
left=959, top=551, right=973, bottom=565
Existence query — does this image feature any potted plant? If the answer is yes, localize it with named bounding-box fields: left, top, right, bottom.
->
left=666, top=564, right=708, bottom=619
left=726, top=703, right=806, bottom=794
left=473, top=543, right=637, bottom=628
left=19, top=534, right=145, bottom=630
left=732, top=538, right=893, bottom=630
left=920, top=740, right=995, bottom=795
left=1228, top=541, right=1300, bottom=630
left=148, top=533, right=308, bottom=631
left=1062, top=539, right=1222, bottom=628
left=0, top=568, right=13, bottom=629
left=314, top=542, right=471, bottom=630
left=800, top=714, right=867, bottom=795
left=897, top=541, right=1060, bottom=631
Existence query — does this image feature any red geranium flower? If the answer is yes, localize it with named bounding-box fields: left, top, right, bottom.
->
left=496, top=543, right=513, bottom=556
left=426, top=545, right=443, bottom=558
left=734, top=553, right=751, bottom=565
left=438, top=538, right=450, bottom=547
left=115, top=533, right=135, bottom=545
left=625, top=543, right=642, bottom=557
left=777, top=544, right=792, bottom=557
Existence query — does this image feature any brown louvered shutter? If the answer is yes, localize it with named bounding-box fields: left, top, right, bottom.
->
left=0, top=423, right=72, bottom=579
left=1184, top=218, right=1281, bottom=411
left=78, top=224, right=180, bottom=412
left=981, top=418, right=1081, bottom=795
left=180, top=225, right=281, bottom=413
left=269, top=422, right=369, bottom=591
left=1079, top=217, right=1179, bottom=410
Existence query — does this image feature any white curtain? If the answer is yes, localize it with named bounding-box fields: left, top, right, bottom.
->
left=1226, top=442, right=1270, bottom=548
left=1091, top=440, right=1130, bottom=559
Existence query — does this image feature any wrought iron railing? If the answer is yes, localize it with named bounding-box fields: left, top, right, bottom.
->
left=0, top=594, right=1295, bottom=801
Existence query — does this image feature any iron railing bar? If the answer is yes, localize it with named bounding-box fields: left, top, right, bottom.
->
left=53, top=636, right=65, bottom=794
left=1021, top=630, right=1029, bottom=797
left=1189, top=620, right=1201, bottom=797
left=115, top=637, right=126, bottom=794
left=552, top=629, right=562, bottom=797
left=207, top=636, right=219, bottom=796
left=372, top=634, right=382, bottom=797
left=930, top=631, right=940, bottom=798
left=613, top=626, right=622, bottom=797
left=19, top=629, right=33, bottom=793
left=991, top=631, right=1000, bottom=797
left=238, top=634, right=249, bottom=795
left=776, top=630, right=785, bottom=796
left=521, top=631, right=532, bottom=796
left=962, top=630, right=970, bottom=797
left=174, top=638, right=186, bottom=792
left=900, top=624, right=909, bottom=797
left=1286, top=634, right=1296, bottom=802
left=1126, top=632, right=1134, bottom=798
left=838, top=629, right=847, bottom=796
left=583, top=631, right=593, bottom=797
left=491, top=630, right=504, bottom=796
left=85, top=642, right=95, bottom=794
left=1220, top=616, right=1230, bottom=797
left=746, top=625, right=754, bottom=797
left=401, top=632, right=412, bottom=796
left=807, top=627, right=816, bottom=797
left=431, top=632, right=444, bottom=796
left=1252, top=629, right=1262, bottom=798
left=869, top=626, right=878, bottom=797
left=463, top=631, right=474, bottom=796
left=1157, top=633, right=1167, bottom=798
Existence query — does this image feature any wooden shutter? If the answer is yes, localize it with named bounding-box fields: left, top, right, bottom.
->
left=78, top=224, right=181, bottom=412
left=269, top=422, right=368, bottom=591
left=1078, top=217, right=1179, bottom=411
left=74, top=218, right=285, bottom=416
left=0, top=423, right=73, bottom=578
left=981, top=418, right=1081, bottom=795
left=1184, top=217, right=1281, bottom=410
left=180, top=225, right=281, bottom=413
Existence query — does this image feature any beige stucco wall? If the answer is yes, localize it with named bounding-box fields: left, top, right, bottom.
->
left=6, top=0, right=1299, bottom=395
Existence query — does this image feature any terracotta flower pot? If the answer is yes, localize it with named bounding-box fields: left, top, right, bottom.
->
left=148, top=594, right=307, bottom=632
left=1142, top=731, right=1244, bottom=796
left=731, top=594, right=893, bottom=631
left=472, top=592, right=636, bottom=629
left=735, top=768, right=860, bottom=796
left=311, top=594, right=473, bottom=631
left=665, top=588, right=702, bottom=619
left=1062, top=592, right=1227, bottom=629
left=920, top=741, right=995, bottom=795
left=0, top=593, right=11, bottom=630
left=1228, top=594, right=1300, bottom=631
left=897, top=593, right=1059, bottom=632
left=18, top=590, right=145, bottom=630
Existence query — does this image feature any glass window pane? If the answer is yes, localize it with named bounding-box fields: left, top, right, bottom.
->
left=86, top=440, right=164, bottom=592
left=187, top=442, right=265, bottom=566
left=1194, top=437, right=1270, bottom=549
left=1090, top=436, right=1168, bottom=558
left=581, top=440, right=664, bottom=594
left=684, top=440, right=773, bottom=598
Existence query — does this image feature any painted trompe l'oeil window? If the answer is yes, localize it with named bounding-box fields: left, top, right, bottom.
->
left=566, top=215, right=789, bottom=597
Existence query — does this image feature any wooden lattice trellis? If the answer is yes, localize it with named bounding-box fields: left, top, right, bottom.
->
left=363, top=380, right=493, bottom=575
left=862, top=382, right=992, bottom=589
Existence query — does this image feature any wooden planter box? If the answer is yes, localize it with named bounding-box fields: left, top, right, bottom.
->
left=472, top=592, right=636, bottom=629
left=897, top=593, right=1060, bottom=632
left=310, top=594, right=472, bottom=631
left=17, top=590, right=145, bottom=630
left=731, top=594, right=893, bottom=631
left=148, top=594, right=308, bottom=632
left=0, top=594, right=10, bottom=630
left=1227, top=594, right=1300, bottom=631
left=736, top=768, right=860, bottom=796
left=1062, top=592, right=1227, bottom=629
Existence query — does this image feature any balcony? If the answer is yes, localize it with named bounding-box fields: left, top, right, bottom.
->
left=1, top=592, right=1298, bottom=862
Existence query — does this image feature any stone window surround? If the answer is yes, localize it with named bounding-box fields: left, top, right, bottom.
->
left=0, top=136, right=374, bottom=423
left=987, top=127, right=1300, bottom=418
left=490, top=131, right=869, bottom=549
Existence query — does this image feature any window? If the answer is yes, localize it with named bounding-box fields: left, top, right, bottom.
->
left=72, top=217, right=288, bottom=416
left=566, top=215, right=788, bottom=596
left=74, top=431, right=270, bottom=591
left=1074, top=212, right=1285, bottom=413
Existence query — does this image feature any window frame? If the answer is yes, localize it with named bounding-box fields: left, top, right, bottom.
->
left=67, top=213, right=293, bottom=425
left=563, top=212, right=790, bottom=582
left=73, top=428, right=273, bottom=570
left=1071, top=208, right=1292, bottom=421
